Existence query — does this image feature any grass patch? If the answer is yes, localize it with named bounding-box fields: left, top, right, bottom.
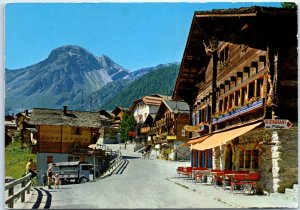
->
left=5, top=139, right=36, bottom=179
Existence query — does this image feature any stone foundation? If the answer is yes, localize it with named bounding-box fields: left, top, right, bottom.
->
left=212, top=124, right=298, bottom=193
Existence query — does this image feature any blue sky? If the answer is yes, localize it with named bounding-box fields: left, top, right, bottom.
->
left=5, top=2, right=281, bottom=71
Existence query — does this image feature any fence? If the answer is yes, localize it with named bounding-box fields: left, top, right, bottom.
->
left=5, top=173, right=32, bottom=208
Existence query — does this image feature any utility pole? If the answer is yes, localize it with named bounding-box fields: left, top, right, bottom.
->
left=80, top=89, right=84, bottom=111
left=89, top=96, right=93, bottom=111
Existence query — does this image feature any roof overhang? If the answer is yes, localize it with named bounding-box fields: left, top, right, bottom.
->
left=173, top=7, right=297, bottom=102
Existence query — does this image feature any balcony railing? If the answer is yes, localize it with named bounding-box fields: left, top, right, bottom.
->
left=140, top=127, right=150, bottom=134
left=156, top=117, right=174, bottom=128
left=212, top=98, right=264, bottom=124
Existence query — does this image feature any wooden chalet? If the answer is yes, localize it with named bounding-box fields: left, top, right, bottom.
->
left=29, top=106, right=110, bottom=179
left=173, top=6, right=297, bottom=193
left=130, top=94, right=171, bottom=124
left=130, top=94, right=171, bottom=144
left=154, top=100, right=190, bottom=160
left=111, top=106, right=128, bottom=129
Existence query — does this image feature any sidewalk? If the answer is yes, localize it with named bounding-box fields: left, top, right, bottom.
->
left=168, top=176, right=298, bottom=208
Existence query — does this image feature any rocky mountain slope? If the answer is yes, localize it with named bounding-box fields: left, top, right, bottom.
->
left=5, top=45, right=146, bottom=111
left=5, top=45, right=176, bottom=114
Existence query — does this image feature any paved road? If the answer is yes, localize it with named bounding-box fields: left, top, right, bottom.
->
left=18, top=143, right=231, bottom=209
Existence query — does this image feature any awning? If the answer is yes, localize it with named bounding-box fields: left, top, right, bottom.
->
left=88, top=144, right=97, bottom=149
left=186, top=135, right=210, bottom=145
left=191, top=122, right=262, bottom=151
left=178, top=143, right=188, bottom=147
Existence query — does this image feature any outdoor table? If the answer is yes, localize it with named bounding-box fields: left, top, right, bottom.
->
left=210, top=171, right=225, bottom=188
left=225, top=172, right=253, bottom=194
left=193, top=169, right=210, bottom=184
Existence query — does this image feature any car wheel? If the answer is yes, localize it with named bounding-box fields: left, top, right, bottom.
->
left=80, top=177, right=87, bottom=184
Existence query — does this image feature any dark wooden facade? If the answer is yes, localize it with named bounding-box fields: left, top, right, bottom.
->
left=173, top=6, right=297, bottom=193
left=154, top=100, right=190, bottom=160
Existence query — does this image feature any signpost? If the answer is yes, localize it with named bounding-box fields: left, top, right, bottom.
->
left=264, top=119, right=293, bottom=129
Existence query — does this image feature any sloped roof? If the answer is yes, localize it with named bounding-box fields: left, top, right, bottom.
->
left=155, top=100, right=190, bottom=121
left=195, top=6, right=296, bottom=16
left=142, top=96, right=164, bottom=106
left=164, top=100, right=190, bottom=114
left=30, top=108, right=107, bottom=128
left=130, top=95, right=171, bottom=110
left=111, top=106, right=129, bottom=115
left=173, top=6, right=297, bottom=102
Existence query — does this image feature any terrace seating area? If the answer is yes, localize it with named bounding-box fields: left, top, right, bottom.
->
left=176, top=166, right=260, bottom=195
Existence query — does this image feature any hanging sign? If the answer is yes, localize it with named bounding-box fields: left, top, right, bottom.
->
left=184, top=125, right=200, bottom=132
left=264, top=119, right=293, bottom=129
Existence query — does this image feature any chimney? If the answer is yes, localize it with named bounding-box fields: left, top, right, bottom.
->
left=63, top=106, right=67, bottom=115
left=25, top=110, right=28, bottom=116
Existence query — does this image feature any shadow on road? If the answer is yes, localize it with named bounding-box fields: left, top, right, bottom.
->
left=31, top=188, right=52, bottom=209
left=121, top=156, right=140, bottom=159
left=40, top=188, right=52, bottom=209
left=32, top=188, right=43, bottom=209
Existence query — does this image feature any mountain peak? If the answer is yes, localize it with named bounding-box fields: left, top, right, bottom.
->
left=48, top=45, right=94, bottom=60
left=46, top=45, right=101, bottom=71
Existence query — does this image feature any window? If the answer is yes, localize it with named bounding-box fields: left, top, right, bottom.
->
left=234, top=92, right=239, bottom=107
left=68, top=156, right=80, bottom=162
left=81, top=165, right=91, bottom=171
left=181, top=129, right=185, bottom=137
left=239, top=151, right=244, bottom=169
left=251, top=150, right=259, bottom=169
left=47, top=156, right=53, bottom=164
left=244, top=150, right=251, bottom=168
left=239, top=149, right=259, bottom=169
left=72, top=127, right=81, bottom=135
left=248, top=83, right=255, bottom=100
left=219, top=45, right=229, bottom=67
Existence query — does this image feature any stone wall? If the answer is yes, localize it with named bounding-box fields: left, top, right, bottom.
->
left=212, top=125, right=298, bottom=193
left=271, top=126, right=298, bottom=193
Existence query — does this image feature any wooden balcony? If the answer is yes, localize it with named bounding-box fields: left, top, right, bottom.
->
left=212, top=98, right=264, bottom=124
left=148, top=127, right=157, bottom=136
left=156, top=118, right=174, bottom=128
left=140, top=127, right=150, bottom=134
left=73, top=147, right=105, bottom=156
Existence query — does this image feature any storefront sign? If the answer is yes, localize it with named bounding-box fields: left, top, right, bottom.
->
left=264, top=119, right=292, bottom=129
left=184, top=125, right=200, bottom=132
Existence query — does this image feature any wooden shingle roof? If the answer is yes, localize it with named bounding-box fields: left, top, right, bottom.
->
left=30, top=108, right=107, bottom=128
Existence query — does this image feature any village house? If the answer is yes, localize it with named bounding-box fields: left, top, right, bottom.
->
left=172, top=6, right=297, bottom=194
left=5, top=115, right=17, bottom=146
left=130, top=94, right=171, bottom=145
left=29, top=106, right=111, bottom=182
left=97, top=110, right=120, bottom=144
left=15, top=110, right=33, bottom=146
left=154, top=100, right=190, bottom=160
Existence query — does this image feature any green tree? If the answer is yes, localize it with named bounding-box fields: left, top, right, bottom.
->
left=119, top=111, right=137, bottom=143
left=281, top=2, right=297, bottom=9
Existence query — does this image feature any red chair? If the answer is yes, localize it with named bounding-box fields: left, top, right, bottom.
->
left=245, top=172, right=260, bottom=194
left=212, top=171, right=225, bottom=188
left=176, top=166, right=185, bottom=177
left=183, top=167, right=193, bottom=181
left=230, top=173, right=249, bottom=194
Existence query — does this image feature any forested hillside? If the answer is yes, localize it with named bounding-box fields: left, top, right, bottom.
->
left=100, top=63, right=180, bottom=110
